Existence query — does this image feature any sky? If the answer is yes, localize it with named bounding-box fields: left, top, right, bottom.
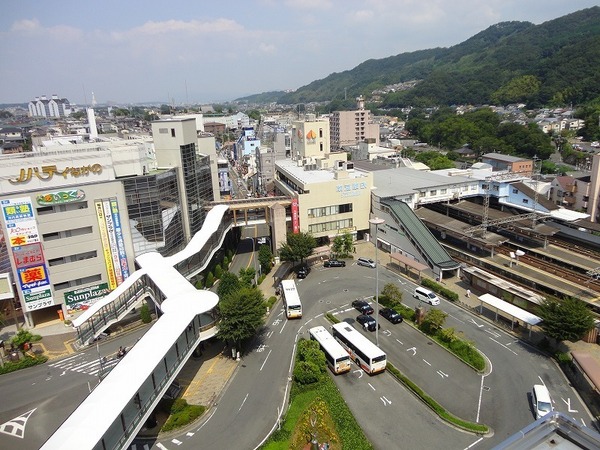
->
left=1, top=1, right=598, bottom=106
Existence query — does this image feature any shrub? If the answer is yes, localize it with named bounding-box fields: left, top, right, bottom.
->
left=0, top=355, right=48, bottom=375
left=11, top=329, right=34, bottom=352
left=555, top=351, right=573, bottom=366
left=140, top=302, right=152, bottom=324
left=205, top=272, right=215, bottom=288
left=294, top=361, right=322, bottom=385
left=267, top=296, right=278, bottom=310
left=214, top=264, right=223, bottom=280
left=438, top=327, right=457, bottom=343
left=258, top=274, right=266, bottom=285
left=222, top=256, right=230, bottom=269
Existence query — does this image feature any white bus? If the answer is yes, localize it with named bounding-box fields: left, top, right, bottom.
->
left=281, top=279, right=302, bottom=319
left=331, top=322, right=386, bottom=374
left=309, top=326, right=351, bottom=374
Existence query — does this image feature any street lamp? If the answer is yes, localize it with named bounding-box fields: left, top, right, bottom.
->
left=369, top=217, right=385, bottom=347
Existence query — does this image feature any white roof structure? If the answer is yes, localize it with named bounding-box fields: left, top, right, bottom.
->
left=479, top=293, right=542, bottom=326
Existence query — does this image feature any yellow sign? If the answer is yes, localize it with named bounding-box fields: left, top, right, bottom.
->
left=9, top=164, right=102, bottom=184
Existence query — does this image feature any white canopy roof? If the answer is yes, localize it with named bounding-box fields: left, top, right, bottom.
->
left=478, top=293, right=542, bottom=326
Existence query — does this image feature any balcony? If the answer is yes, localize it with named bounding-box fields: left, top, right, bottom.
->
left=565, top=184, right=578, bottom=193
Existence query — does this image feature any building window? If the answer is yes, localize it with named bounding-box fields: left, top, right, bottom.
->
left=512, top=188, right=518, bottom=194
left=522, top=199, right=529, bottom=204
left=171, top=128, right=176, bottom=137
left=430, top=190, right=437, bottom=196
left=320, top=143, right=323, bottom=152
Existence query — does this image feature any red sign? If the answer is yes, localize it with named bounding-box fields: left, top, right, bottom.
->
left=291, top=198, right=300, bottom=234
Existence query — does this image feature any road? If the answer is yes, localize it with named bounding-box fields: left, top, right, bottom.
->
left=1, top=256, right=592, bottom=449
left=0, top=327, right=150, bottom=449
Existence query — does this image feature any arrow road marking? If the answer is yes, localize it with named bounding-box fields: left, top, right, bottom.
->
left=380, top=396, right=392, bottom=405
left=407, top=347, right=417, bottom=356
left=0, top=408, right=36, bottom=439
left=383, top=330, right=391, bottom=336
left=561, top=397, right=579, bottom=413
left=469, top=318, right=484, bottom=328
left=485, top=329, right=501, bottom=338
left=437, top=370, right=449, bottom=378
left=353, top=369, right=363, bottom=379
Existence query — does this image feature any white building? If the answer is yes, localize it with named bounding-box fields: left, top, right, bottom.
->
left=28, top=95, right=72, bottom=118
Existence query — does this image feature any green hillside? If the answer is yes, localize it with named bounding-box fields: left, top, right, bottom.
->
left=240, top=7, right=600, bottom=108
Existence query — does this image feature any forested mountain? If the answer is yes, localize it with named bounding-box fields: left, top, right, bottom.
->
left=238, top=7, right=600, bottom=108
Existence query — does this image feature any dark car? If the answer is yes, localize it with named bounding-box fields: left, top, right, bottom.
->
left=356, top=314, right=380, bottom=332
left=379, top=307, right=403, bottom=324
left=324, top=259, right=346, bottom=268
left=296, top=265, right=310, bottom=279
left=352, top=299, right=374, bottom=315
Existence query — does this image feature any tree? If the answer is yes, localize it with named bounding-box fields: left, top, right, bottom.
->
left=258, top=244, right=273, bottom=275
left=279, top=232, right=317, bottom=265
left=238, top=267, right=256, bottom=287
left=217, top=272, right=241, bottom=299
left=537, top=297, right=595, bottom=343
left=381, top=283, right=403, bottom=305
left=332, top=232, right=353, bottom=257
left=11, top=329, right=34, bottom=353
left=420, top=309, right=448, bottom=335
left=216, top=287, right=266, bottom=351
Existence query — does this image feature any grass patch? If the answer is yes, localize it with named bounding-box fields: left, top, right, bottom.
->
left=432, top=334, right=486, bottom=371
left=0, top=354, right=48, bottom=375
left=160, top=398, right=206, bottom=432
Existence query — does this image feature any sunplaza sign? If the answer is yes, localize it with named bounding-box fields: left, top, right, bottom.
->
left=64, top=283, right=110, bottom=306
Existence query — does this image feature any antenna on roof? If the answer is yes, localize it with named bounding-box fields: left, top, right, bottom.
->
left=82, top=84, right=88, bottom=107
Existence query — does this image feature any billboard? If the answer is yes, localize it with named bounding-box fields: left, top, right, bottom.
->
left=1, top=197, right=55, bottom=311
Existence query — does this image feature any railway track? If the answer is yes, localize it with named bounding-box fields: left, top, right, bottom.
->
left=496, top=246, right=600, bottom=293
left=547, top=236, right=600, bottom=262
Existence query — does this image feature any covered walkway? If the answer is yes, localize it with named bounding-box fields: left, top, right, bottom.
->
left=478, top=293, right=542, bottom=337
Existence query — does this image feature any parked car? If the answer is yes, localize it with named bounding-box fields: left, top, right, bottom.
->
left=324, top=259, right=346, bottom=268
left=357, top=257, right=376, bottom=268
left=532, top=384, right=553, bottom=419
left=296, top=265, right=310, bottom=279
left=356, top=314, right=380, bottom=332
left=352, top=299, right=374, bottom=315
left=379, top=307, right=403, bottom=324
left=413, top=287, right=440, bottom=305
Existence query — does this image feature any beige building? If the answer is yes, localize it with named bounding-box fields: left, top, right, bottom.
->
left=329, top=96, right=379, bottom=151
left=275, top=115, right=373, bottom=241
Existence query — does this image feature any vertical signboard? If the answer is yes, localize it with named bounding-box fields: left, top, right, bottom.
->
left=95, top=201, right=118, bottom=290
left=110, top=199, right=130, bottom=279
left=291, top=198, right=300, bottom=234
left=103, top=199, right=123, bottom=285
left=1, top=197, right=55, bottom=311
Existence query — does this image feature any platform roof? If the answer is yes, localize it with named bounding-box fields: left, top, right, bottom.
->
left=479, top=293, right=542, bottom=326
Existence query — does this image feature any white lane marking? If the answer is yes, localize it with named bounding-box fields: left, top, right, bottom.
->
left=423, top=359, right=431, bottom=366
left=368, top=383, right=376, bottom=391
left=489, top=337, right=518, bottom=355
left=464, top=437, right=484, bottom=449
left=476, top=375, right=484, bottom=423
left=279, top=319, right=288, bottom=334
left=172, top=438, right=182, bottom=445
left=260, top=349, right=272, bottom=371
left=395, top=338, right=403, bottom=345
left=238, top=393, right=249, bottom=412
left=448, top=314, right=465, bottom=324
left=156, top=443, right=168, bottom=450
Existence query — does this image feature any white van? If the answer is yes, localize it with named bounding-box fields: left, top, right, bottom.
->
left=413, top=287, right=440, bottom=305
left=532, top=384, right=553, bottom=419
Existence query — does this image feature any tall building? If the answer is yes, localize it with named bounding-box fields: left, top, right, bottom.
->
left=275, top=115, right=373, bottom=241
left=28, top=95, right=72, bottom=118
left=0, top=119, right=215, bottom=327
left=329, top=96, right=379, bottom=151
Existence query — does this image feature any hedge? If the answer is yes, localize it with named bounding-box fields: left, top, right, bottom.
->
left=421, top=278, right=459, bottom=302
left=0, top=354, right=49, bottom=375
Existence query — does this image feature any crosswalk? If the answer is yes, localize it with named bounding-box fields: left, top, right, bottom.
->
left=48, top=353, right=120, bottom=376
